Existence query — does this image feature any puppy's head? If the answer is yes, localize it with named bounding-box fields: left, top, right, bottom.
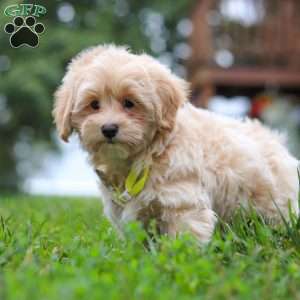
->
left=53, top=45, right=189, bottom=159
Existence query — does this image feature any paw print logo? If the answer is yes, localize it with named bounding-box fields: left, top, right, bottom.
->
left=4, top=16, right=45, bottom=48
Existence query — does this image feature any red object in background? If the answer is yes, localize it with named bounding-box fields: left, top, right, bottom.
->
left=250, top=95, right=272, bottom=119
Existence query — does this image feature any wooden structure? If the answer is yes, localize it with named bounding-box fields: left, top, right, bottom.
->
left=188, top=0, right=300, bottom=107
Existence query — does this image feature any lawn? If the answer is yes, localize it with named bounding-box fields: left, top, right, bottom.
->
left=0, top=195, right=300, bottom=300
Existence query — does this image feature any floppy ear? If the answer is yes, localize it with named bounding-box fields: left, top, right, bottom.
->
left=52, top=44, right=117, bottom=142
left=155, top=74, right=189, bottom=132
left=52, top=80, right=74, bottom=142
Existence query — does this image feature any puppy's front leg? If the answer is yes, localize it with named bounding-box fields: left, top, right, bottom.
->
left=160, top=207, right=217, bottom=244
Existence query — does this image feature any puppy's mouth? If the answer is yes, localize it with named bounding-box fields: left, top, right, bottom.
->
left=92, top=137, right=124, bottom=151
left=89, top=134, right=140, bottom=154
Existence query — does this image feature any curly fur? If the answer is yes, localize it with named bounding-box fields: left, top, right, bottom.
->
left=53, top=44, right=299, bottom=243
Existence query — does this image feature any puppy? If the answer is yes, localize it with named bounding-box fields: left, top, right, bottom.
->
left=53, top=44, right=299, bottom=243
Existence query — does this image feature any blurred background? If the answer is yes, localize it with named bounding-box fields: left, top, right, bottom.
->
left=0, top=0, right=300, bottom=196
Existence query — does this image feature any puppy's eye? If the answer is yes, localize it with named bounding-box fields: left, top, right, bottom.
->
left=123, top=98, right=135, bottom=109
left=90, top=100, right=100, bottom=110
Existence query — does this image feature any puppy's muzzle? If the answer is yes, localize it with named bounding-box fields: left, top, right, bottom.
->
left=101, top=124, right=119, bottom=140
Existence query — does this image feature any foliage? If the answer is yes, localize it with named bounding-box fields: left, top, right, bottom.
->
left=0, top=0, right=193, bottom=191
left=1, top=196, right=300, bottom=300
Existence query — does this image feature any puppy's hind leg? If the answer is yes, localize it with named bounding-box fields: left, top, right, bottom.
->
left=160, top=207, right=217, bottom=244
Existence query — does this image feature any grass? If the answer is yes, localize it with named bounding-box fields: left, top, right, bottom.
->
left=1, top=195, right=300, bottom=300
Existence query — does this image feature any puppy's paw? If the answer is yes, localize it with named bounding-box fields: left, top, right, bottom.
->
left=183, top=209, right=217, bottom=243
left=161, top=207, right=217, bottom=244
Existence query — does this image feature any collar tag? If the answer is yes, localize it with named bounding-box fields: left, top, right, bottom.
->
left=111, top=166, right=150, bottom=207
left=112, top=189, right=129, bottom=207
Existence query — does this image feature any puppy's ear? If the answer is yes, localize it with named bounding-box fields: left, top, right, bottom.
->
left=52, top=80, right=74, bottom=142
left=156, top=74, right=189, bottom=132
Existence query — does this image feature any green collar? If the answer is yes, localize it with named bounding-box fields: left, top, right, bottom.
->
left=111, top=165, right=150, bottom=207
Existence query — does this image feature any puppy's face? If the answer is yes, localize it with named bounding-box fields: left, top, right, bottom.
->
left=71, top=66, right=157, bottom=158
left=53, top=45, right=188, bottom=161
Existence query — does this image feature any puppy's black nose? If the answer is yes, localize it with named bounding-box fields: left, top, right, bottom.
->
left=101, top=124, right=119, bottom=139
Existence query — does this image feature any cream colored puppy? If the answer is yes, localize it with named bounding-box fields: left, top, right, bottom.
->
left=53, top=44, right=299, bottom=243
